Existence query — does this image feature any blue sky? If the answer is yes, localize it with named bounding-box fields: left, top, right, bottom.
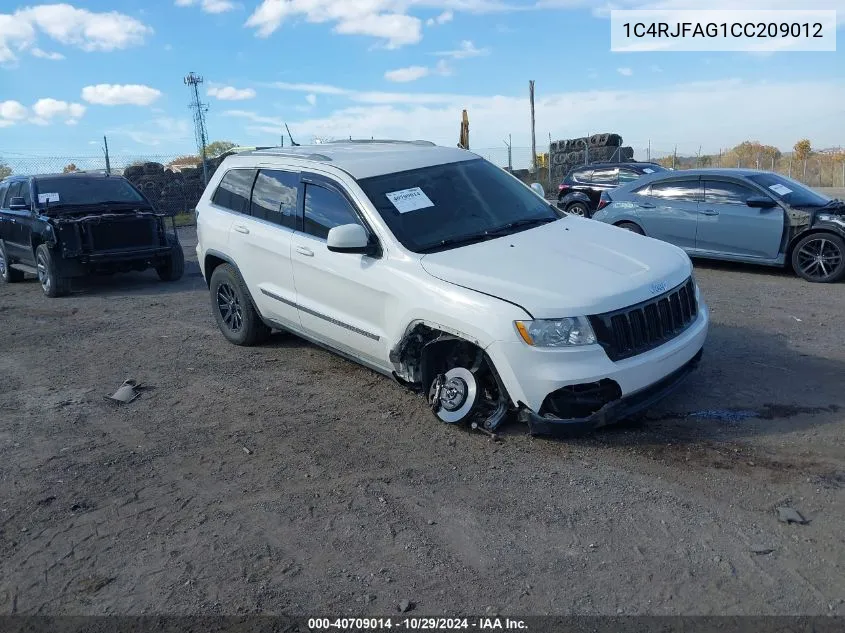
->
left=1, top=0, right=844, bottom=165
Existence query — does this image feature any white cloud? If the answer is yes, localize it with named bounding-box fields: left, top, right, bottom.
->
left=31, top=47, right=64, bottom=60
left=111, top=117, right=192, bottom=146
left=208, top=85, right=257, bottom=100
left=427, top=10, right=453, bottom=25
left=617, top=67, right=633, bottom=76
left=233, top=79, right=845, bottom=161
left=385, top=65, right=430, bottom=82
left=175, top=0, right=236, bottom=14
left=434, top=40, right=489, bottom=59
left=305, top=93, right=317, bottom=105
left=31, top=98, right=86, bottom=125
left=0, top=4, right=152, bottom=64
left=1, top=100, right=29, bottom=122
left=82, top=84, right=162, bottom=106
left=384, top=59, right=452, bottom=82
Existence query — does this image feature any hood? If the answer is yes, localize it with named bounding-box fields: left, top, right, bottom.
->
left=420, top=216, right=693, bottom=319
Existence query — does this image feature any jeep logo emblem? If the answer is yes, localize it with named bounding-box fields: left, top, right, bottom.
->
left=650, top=281, right=668, bottom=295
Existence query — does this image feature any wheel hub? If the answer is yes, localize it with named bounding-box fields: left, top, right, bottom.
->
left=433, top=367, right=478, bottom=424
left=440, top=377, right=468, bottom=411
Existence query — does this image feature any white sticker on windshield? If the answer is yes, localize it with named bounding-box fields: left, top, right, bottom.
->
left=38, top=192, right=60, bottom=203
left=385, top=187, right=434, bottom=214
left=642, top=168, right=655, bottom=174
left=769, top=184, right=792, bottom=196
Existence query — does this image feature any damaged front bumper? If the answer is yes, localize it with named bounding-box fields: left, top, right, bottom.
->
left=518, top=348, right=703, bottom=436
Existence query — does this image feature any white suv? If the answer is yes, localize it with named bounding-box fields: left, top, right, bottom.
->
left=195, top=141, right=709, bottom=435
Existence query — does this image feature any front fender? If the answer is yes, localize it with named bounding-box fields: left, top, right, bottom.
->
left=591, top=203, right=643, bottom=227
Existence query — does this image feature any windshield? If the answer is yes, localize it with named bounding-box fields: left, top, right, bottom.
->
left=356, top=158, right=559, bottom=253
left=34, top=176, right=147, bottom=209
left=746, top=173, right=830, bottom=207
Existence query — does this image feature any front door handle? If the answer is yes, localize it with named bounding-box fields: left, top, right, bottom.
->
left=233, top=224, right=250, bottom=234
left=296, top=246, right=314, bottom=257
left=699, top=209, right=720, bottom=216
left=639, top=203, right=656, bottom=209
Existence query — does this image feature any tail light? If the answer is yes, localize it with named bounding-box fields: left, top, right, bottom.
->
left=597, top=192, right=612, bottom=210
left=558, top=183, right=569, bottom=192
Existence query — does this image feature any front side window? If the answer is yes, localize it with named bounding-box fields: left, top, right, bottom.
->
left=746, top=173, right=829, bottom=207
left=211, top=169, right=256, bottom=215
left=5, top=182, right=22, bottom=206
left=704, top=180, right=756, bottom=205
left=0, top=183, right=8, bottom=207
left=251, top=170, right=298, bottom=229
left=648, top=179, right=701, bottom=202
left=34, top=176, right=145, bottom=208
left=303, top=184, right=361, bottom=240
left=357, top=158, right=558, bottom=253
left=591, top=168, right=618, bottom=185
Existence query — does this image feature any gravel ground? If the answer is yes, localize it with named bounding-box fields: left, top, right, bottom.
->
left=0, top=227, right=843, bottom=616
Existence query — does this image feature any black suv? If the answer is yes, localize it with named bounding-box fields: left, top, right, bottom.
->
left=0, top=171, right=184, bottom=297
left=557, top=161, right=667, bottom=217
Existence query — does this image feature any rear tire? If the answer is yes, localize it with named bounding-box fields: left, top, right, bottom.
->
left=566, top=202, right=589, bottom=217
left=791, top=233, right=845, bottom=283
left=616, top=221, right=645, bottom=235
left=209, top=263, right=270, bottom=346
left=35, top=244, right=70, bottom=298
left=157, top=235, right=185, bottom=282
left=0, top=241, right=25, bottom=283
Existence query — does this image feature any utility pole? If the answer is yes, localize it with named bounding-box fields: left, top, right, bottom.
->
left=184, top=72, right=209, bottom=185
left=647, top=139, right=651, bottom=162
left=102, top=135, right=111, bottom=175
left=529, top=80, right=537, bottom=172
left=504, top=134, right=512, bottom=171
left=672, top=145, right=677, bottom=170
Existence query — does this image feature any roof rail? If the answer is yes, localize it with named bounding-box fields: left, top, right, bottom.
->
left=249, top=147, right=333, bottom=161
left=326, top=139, right=436, bottom=146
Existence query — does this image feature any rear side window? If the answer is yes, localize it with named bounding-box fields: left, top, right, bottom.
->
left=303, top=184, right=361, bottom=240
left=212, top=169, right=256, bottom=214
left=704, top=180, right=756, bottom=205
left=571, top=170, right=592, bottom=183
left=648, top=179, right=701, bottom=201
left=591, top=168, right=618, bottom=185
left=250, top=170, right=299, bottom=229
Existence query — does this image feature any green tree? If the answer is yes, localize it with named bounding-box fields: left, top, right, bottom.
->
left=0, top=161, right=11, bottom=179
left=63, top=163, right=78, bottom=173
left=203, top=140, right=236, bottom=158
left=793, top=139, right=812, bottom=161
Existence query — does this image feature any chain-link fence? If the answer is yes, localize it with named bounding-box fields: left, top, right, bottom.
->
left=0, top=153, right=221, bottom=223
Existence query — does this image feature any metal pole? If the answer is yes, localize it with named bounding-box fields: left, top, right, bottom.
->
left=103, top=135, right=111, bottom=175
left=672, top=145, right=676, bottom=170
left=529, top=80, right=537, bottom=173
left=647, top=139, right=651, bottom=162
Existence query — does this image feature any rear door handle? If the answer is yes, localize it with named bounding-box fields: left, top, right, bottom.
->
left=296, top=246, right=314, bottom=257
left=699, top=209, right=719, bottom=216
left=233, top=224, right=250, bottom=234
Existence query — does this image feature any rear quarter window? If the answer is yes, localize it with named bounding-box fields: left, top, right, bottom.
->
left=211, top=169, right=257, bottom=215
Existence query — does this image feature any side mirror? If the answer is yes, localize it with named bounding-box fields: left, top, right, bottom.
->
left=8, top=196, right=28, bottom=211
left=530, top=183, right=545, bottom=198
left=327, top=224, right=377, bottom=255
left=746, top=195, right=777, bottom=209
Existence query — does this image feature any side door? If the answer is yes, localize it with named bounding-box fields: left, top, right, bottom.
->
left=633, top=178, right=701, bottom=251
left=235, top=168, right=302, bottom=331
left=3, top=181, right=33, bottom=262
left=697, top=179, right=784, bottom=259
left=16, top=179, right=36, bottom=265
left=586, top=167, right=618, bottom=207
left=290, top=175, right=391, bottom=370
left=0, top=181, right=10, bottom=250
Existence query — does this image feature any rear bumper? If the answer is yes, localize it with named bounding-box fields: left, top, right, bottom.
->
left=519, top=348, right=702, bottom=436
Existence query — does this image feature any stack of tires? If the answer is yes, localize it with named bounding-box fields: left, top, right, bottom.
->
left=548, top=133, right=634, bottom=182
left=121, top=160, right=221, bottom=215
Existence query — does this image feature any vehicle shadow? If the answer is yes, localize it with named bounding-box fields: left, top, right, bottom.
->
left=42, top=260, right=208, bottom=298
left=501, top=321, right=845, bottom=446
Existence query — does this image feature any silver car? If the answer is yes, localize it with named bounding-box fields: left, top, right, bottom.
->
left=591, top=169, right=845, bottom=283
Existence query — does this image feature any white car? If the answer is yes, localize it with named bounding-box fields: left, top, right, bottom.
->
left=195, top=140, right=709, bottom=436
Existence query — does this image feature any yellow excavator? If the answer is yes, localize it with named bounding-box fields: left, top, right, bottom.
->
left=458, top=110, right=469, bottom=150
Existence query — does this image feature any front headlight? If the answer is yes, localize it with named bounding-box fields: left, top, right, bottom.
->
left=515, top=317, right=597, bottom=347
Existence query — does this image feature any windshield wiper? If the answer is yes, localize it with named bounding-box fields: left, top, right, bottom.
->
left=419, top=232, right=500, bottom=253
left=485, top=216, right=558, bottom=236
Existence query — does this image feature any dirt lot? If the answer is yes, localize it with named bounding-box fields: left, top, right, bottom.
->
left=1, top=227, right=844, bottom=617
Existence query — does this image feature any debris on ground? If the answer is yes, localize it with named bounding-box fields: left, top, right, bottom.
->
left=750, top=544, right=776, bottom=555
left=242, top=447, right=253, bottom=455
left=104, top=380, right=149, bottom=405
left=777, top=507, right=809, bottom=525
left=398, top=599, right=414, bottom=613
